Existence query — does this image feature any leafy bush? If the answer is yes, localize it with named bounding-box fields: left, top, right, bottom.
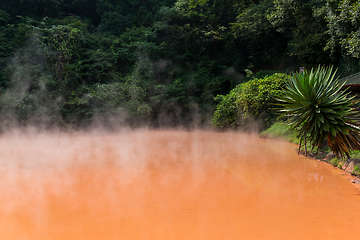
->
left=338, top=162, right=344, bottom=169
left=350, top=150, right=360, bottom=159
left=329, top=158, right=341, bottom=167
left=353, top=165, right=360, bottom=175
left=212, top=73, right=290, bottom=129
left=212, top=92, right=238, bottom=129
left=327, top=158, right=345, bottom=169
left=245, top=70, right=282, bottom=81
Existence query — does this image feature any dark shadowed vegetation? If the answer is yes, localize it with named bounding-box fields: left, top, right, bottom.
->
left=0, top=0, right=360, bottom=129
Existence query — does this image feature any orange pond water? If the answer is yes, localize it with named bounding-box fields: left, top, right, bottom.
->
left=0, top=130, right=360, bottom=240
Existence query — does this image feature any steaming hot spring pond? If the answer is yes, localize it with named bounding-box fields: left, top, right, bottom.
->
left=0, top=130, right=359, bottom=240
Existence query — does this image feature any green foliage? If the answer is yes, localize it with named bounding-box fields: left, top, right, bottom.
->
left=212, top=92, right=238, bottom=129
left=329, top=157, right=341, bottom=167
left=246, top=70, right=284, bottom=81
left=99, top=11, right=133, bottom=35
left=328, top=158, right=345, bottom=168
left=88, top=81, right=151, bottom=121
left=338, top=161, right=344, bottom=169
left=260, top=122, right=299, bottom=143
left=1, top=0, right=360, bottom=129
left=267, top=0, right=331, bottom=64
left=232, top=0, right=287, bottom=67
left=350, top=150, right=360, bottom=159
left=212, top=73, right=290, bottom=129
left=277, top=66, right=360, bottom=158
left=326, top=0, right=360, bottom=57
left=353, top=165, right=360, bottom=175
left=327, top=157, right=346, bottom=169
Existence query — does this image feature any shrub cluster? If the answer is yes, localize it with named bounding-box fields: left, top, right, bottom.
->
left=212, top=73, right=290, bottom=129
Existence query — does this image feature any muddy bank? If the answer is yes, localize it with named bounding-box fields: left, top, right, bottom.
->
left=1, top=130, right=360, bottom=240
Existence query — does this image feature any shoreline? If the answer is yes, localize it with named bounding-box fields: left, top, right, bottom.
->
left=299, top=151, right=360, bottom=191
left=261, top=123, right=360, bottom=191
left=263, top=133, right=360, bottom=191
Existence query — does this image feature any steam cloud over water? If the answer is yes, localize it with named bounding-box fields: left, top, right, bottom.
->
left=0, top=129, right=360, bottom=240
left=0, top=32, right=216, bottom=131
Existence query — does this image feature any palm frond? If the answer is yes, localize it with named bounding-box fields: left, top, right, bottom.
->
left=277, top=66, right=360, bottom=158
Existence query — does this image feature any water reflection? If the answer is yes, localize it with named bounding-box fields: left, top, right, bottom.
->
left=308, top=173, right=324, bottom=182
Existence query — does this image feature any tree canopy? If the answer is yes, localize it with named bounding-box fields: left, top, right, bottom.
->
left=0, top=0, right=359, bottom=129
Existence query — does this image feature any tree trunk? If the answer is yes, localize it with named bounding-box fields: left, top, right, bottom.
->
left=304, top=136, right=307, bottom=157
left=298, top=136, right=303, bottom=155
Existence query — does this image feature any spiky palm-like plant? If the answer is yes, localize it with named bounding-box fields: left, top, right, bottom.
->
left=277, top=66, right=360, bottom=158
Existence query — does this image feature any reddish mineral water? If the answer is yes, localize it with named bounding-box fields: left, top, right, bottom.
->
left=0, top=130, right=359, bottom=240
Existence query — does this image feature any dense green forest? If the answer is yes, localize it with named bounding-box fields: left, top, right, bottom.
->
left=0, top=0, right=360, bottom=130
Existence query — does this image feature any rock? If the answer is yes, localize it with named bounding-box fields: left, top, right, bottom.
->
left=351, top=178, right=360, bottom=184
left=324, top=152, right=336, bottom=160
left=344, top=160, right=355, bottom=173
